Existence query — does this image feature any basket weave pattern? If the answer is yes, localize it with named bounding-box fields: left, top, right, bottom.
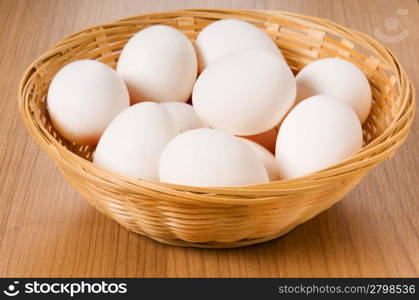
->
left=19, top=10, right=415, bottom=248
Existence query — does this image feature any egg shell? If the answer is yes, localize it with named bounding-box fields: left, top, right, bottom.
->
left=94, top=102, right=179, bottom=179
left=241, top=127, right=278, bottom=154
left=117, top=25, right=197, bottom=103
left=296, top=58, right=372, bottom=124
left=276, top=95, right=363, bottom=179
left=241, top=139, right=281, bottom=181
left=195, top=19, right=284, bottom=72
left=193, top=49, right=296, bottom=136
left=161, top=102, right=208, bottom=133
left=47, top=60, right=129, bottom=145
left=159, top=128, right=269, bottom=187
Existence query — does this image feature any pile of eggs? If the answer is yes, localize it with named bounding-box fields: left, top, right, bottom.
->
left=47, top=19, right=371, bottom=187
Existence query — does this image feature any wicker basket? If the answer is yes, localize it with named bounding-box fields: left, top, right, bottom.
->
left=19, top=9, right=415, bottom=248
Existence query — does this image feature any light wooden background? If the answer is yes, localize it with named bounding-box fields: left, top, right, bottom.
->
left=0, top=0, right=418, bottom=277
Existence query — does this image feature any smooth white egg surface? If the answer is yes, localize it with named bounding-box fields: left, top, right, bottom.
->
left=94, top=102, right=179, bottom=179
left=159, top=128, right=269, bottom=187
left=161, top=102, right=208, bottom=133
left=241, top=139, right=281, bottom=181
left=193, top=49, right=296, bottom=136
left=296, top=58, right=372, bottom=124
left=195, top=19, right=284, bottom=72
left=241, top=127, right=278, bottom=154
left=276, top=95, right=363, bottom=179
left=47, top=59, right=129, bottom=145
left=117, top=25, right=197, bottom=103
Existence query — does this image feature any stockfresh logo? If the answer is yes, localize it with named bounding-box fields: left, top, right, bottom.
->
left=374, top=8, right=409, bottom=43
left=3, top=281, right=20, bottom=297
left=2, top=280, right=127, bottom=297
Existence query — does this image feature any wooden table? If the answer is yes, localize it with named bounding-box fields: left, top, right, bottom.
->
left=0, top=0, right=418, bottom=277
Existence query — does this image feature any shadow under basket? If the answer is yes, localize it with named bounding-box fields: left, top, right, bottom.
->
left=19, top=9, right=415, bottom=248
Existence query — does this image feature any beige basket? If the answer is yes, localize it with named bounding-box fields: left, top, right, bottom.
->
left=19, top=9, right=415, bottom=248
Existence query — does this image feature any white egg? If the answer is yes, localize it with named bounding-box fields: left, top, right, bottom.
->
left=160, top=102, right=208, bottom=133
left=240, top=127, right=278, bottom=154
left=117, top=25, right=197, bottom=103
left=296, top=58, right=372, bottom=124
left=47, top=60, right=129, bottom=145
left=94, top=102, right=179, bottom=179
left=241, top=139, right=281, bottom=181
left=159, top=128, right=268, bottom=187
left=193, top=49, right=296, bottom=136
left=276, top=95, right=363, bottom=179
left=195, top=19, right=284, bottom=72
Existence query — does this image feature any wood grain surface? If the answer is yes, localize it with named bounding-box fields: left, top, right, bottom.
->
left=0, top=0, right=418, bottom=278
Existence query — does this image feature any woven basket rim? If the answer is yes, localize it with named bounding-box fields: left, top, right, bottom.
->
left=18, top=9, right=416, bottom=197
